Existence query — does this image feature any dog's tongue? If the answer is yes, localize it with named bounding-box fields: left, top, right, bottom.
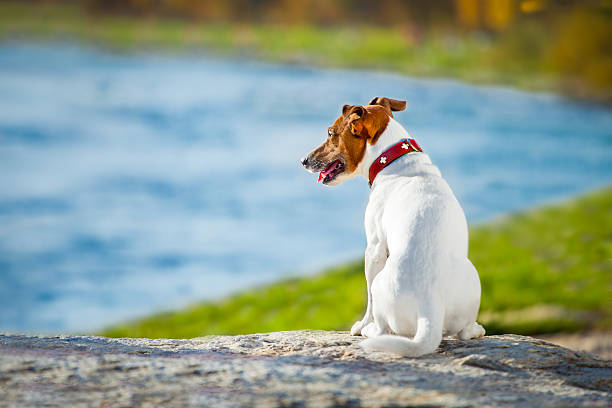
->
left=318, top=161, right=338, bottom=182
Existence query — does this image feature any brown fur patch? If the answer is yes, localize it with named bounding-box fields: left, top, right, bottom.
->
left=305, top=104, right=391, bottom=175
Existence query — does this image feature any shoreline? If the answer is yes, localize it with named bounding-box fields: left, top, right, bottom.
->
left=99, top=186, right=612, bottom=341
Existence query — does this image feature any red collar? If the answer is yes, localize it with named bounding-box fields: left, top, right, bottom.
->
left=368, top=138, right=423, bottom=186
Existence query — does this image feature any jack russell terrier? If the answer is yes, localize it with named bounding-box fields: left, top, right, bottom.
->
left=301, top=97, right=485, bottom=357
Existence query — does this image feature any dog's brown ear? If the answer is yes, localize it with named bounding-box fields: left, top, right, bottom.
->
left=368, top=97, right=407, bottom=117
left=346, top=106, right=367, bottom=137
left=342, top=104, right=355, bottom=116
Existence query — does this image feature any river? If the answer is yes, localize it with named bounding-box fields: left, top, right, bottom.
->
left=1, top=43, right=611, bottom=332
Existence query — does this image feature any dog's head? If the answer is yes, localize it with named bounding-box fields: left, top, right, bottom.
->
left=301, top=97, right=406, bottom=185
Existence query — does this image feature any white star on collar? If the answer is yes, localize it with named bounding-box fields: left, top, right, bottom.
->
left=401, top=142, right=410, bottom=150
left=380, top=156, right=387, bottom=164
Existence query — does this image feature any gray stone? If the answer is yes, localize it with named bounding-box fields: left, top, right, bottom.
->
left=0, top=331, right=610, bottom=407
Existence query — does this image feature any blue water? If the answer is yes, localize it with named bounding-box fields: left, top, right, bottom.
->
left=0, top=44, right=611, bottom=333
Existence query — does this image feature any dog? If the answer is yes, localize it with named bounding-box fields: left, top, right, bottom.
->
left=301, top=97, right=485, bottom=357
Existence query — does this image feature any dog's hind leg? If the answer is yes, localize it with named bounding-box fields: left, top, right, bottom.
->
left=458, top=322, right=486, bottom=340
left=351, top=240, right=387, bottom=336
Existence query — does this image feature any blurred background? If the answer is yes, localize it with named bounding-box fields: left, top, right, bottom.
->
left=0, top=0, right=610, bottom=355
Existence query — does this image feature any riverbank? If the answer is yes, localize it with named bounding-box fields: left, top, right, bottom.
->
left=1, top=2, right=610, bottom=103
left=101, top=186, right=612, bottom=339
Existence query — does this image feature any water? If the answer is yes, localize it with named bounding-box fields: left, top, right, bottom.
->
left=0, top=44, right=611, bottom=333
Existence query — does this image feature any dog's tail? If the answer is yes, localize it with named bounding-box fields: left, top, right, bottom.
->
left=360, top=302, right=443, bottom=357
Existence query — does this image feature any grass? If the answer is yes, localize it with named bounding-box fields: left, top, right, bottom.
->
left=0, top=2, right=610, bottom=102
left=101, top=186, right=612, bottom=338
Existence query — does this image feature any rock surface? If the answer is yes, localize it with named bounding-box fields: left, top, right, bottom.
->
left=539, top=331, right=612, bottom=359
left=1, top=331, right=610, bottom=407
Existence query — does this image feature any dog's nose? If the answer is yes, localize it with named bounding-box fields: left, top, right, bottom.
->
left=300, top=156, right=309, bottom=167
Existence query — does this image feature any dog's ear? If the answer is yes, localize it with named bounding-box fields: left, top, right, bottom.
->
left=346, top=106, right=367, bottom=137
left=368, top=97, right=406, bottom=117
left=342, top=104, right=355, bottom=116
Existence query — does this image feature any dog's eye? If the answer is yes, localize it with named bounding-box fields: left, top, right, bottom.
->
left=328, top=129, right=334, bottom=138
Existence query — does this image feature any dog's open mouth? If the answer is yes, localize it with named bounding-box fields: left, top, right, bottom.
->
left=318, top=160, right=344, bottom=184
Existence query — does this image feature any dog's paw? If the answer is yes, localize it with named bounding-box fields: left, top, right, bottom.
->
left=350, top=320, right=364, bottom=336
left=361, top=322, right=381, bottom=338
left=473, top=323, right=486, bottom=338
left=458, top=322, right=486, bottom=340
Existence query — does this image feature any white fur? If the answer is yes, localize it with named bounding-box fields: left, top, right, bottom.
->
left=345, top=118, right=485, bottom=357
